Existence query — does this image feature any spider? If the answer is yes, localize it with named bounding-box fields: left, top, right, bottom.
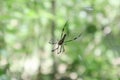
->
left=49, top=21, right=82, bottom=54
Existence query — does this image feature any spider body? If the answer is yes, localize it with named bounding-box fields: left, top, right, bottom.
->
left=49, top=21, right=82, bottom=54
left=58, top=34, right=66, bottom=45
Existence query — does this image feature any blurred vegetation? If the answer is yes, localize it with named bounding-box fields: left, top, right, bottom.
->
left=0, top=0, right=120, bottom=80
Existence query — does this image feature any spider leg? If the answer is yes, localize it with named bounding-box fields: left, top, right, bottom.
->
left=52, top=45, right=59, bottom=52
left=58, top=44, right=65, bottom=54
left=49, top=38, right=59, bottom=45
left=64, top=33, right=82, bottom=43
left=58, top=45, right=63, bottom=54
left=60, top=21, right=68, bottom=38
left=49, top=41, right=57, bottom=44
left=63, top=45, right=65, bottom=52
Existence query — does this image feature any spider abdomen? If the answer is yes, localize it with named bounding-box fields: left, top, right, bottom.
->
left=58, top=34, right=66, bottom=45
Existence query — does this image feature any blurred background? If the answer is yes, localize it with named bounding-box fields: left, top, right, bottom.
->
left=0, top=0, right=120, bottom=80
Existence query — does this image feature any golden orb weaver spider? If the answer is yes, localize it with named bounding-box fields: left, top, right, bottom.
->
left=49, top=21, right=82, bottom=54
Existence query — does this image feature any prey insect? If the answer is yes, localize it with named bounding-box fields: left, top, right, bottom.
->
left=49, top=21, right=82, bottom=54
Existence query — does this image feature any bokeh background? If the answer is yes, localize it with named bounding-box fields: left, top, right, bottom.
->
left=0, top=0, right=120, bottom=80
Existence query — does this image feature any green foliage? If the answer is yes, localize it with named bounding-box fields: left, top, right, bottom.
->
left=0, top=0, right=120, bottom=80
